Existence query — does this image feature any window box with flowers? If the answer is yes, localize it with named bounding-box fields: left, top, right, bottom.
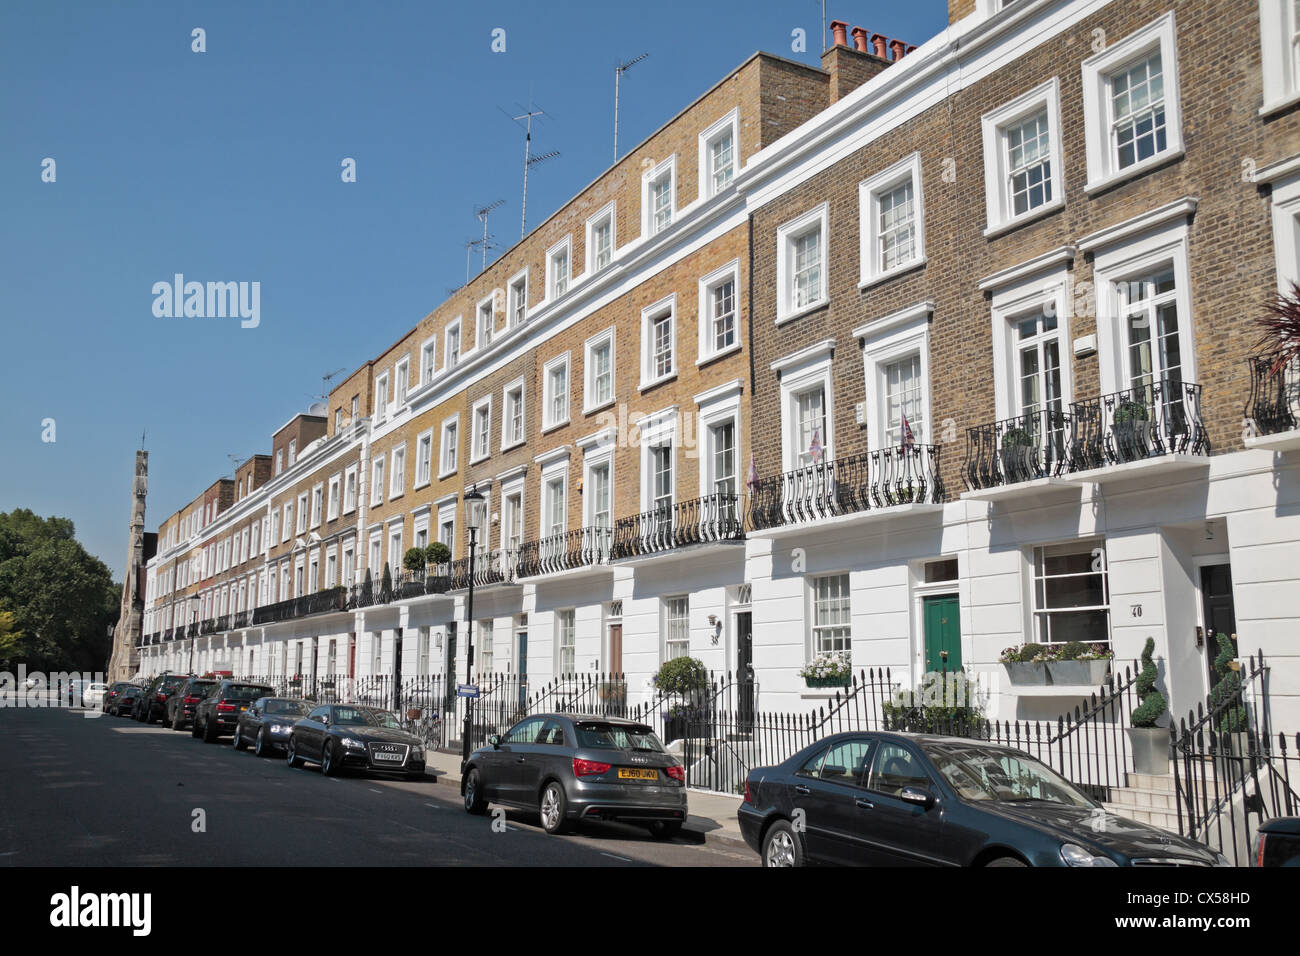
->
left=999, top=641, right=1113, bottom=686
left=801, top=651, right=851, bottom=688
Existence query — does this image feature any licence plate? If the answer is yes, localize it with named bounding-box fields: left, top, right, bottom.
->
left=617, top=768, right=659, bottom=781
left=373, top=752, right=403, bottom=762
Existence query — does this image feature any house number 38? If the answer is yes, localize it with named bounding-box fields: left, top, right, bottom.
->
left=1130, top=604, right=1143, bottom=617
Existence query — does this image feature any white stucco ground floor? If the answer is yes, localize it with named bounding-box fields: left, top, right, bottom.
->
left=140, top=443, right=1300, bottom=733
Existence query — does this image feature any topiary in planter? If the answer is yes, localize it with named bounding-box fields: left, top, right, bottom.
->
left=380, top=562, right=393, bottom=604
left=1209, top=632, right=1247, bottom=734
left=1018, top=642, right=1046, bottom=663
left=403, top=547, right=426, bottom=572
left=425, top=541, right=451, bottom=567
left=1131, top=637, right=1167, bottom=728
left=653, top=656, right=708, bottom=697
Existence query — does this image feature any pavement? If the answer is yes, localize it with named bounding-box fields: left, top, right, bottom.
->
left=422, top=748, right=749, bottom=847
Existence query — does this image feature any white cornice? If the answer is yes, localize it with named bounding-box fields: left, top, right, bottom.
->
left=1254, top=153, right=1300, bottom=185
left=977, top=247, right=1075, bottom=291
left=1077, top=197, right=1198, bottom=253
left=532, top=445, right=572, bottom=468
left=852, top=301, right=934, bottom=341
left=770, top=339, right=835, bottom=374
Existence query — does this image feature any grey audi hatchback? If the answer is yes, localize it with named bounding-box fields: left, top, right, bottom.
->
left=462, top=713, right=689, bottom=838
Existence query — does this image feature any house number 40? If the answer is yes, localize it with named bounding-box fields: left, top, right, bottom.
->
left=1130, top=604, right=1143, bottom=617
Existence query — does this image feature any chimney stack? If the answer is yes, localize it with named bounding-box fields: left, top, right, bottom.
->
left=851, top=26, right=870, bottom=53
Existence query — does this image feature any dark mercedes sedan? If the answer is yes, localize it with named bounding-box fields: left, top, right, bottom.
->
left=192, top=680, right=275, bottom=742
left=109, top=685, right=142, bottom=717
left=462, top=713, right=688, bottom=838
left=232, top=697, right=313, bottom=756
left=738, top=731, right=1229, bottom=867
left=285, top=703, right=426, bottom=779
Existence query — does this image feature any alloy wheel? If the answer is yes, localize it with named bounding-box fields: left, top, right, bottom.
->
left=765, top=830, right=796, bottom=867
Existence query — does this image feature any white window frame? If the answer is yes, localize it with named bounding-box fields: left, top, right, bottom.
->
left=437, top=500, right=458, bottom=560
left=501, top=377, right=527, bottom=450
left=371, top=455, right=385, bottom=507
left=1081, top=11, right=1184, bottom=194
left=1260, top=0, right=1300, bottom=115
left=809, top=573, right=852, bottom=657
left=310, top=483, right=324, bottom=528
left=582, top=443, right=615, bottom=531
left=556, top=608, right=577, bottom=674
left=542, top=352, right=571, bottom=431
left=776, top=202, right=830, bottom=324
left=640, top=294, right=677, bottom=390
left=539, top=461, right=568, bottom=540
left=583, top=327, right=616, bottom=414
left=500, top=476, right=526, bottom=553
left=420, top=333, right=438, bottom=385
left=696, top=381, right=742, bottom=502
left=663, top=595, right=690, bottom=660
left=507, top=269, right=529, bottom=329
left=585, top=202, right=617, bottom=274
left=773, top=340, right=835, bottom=471
left=389, top=443, right=406, bottom=499
left=445, top=317, right=462, bottom=369
left=546, top=237, right=572, bottom=300
left=394, top=356, right=410, bottom=406
left=343, top=465, right=358, bottom=514
left=698, top=108, right=739, bottom=199
left=476, top=292, right=497, bottom=349
left=641, top=155, right=676, bottom=237
left=296, top=492, right=308, bottom=534
left=374, top=373, right=389, bottom=422
left=859, top=153, right=926, bottom=289
left=414, top=429, right=433, bottom=489
left=439, top=414, right=460, bottom=478
left=981, top=78, right=1065, bottom=236
left=471, top=396, right=493, bottom=463
left=698, top=259, right=741, bottom=364
left=327, top=474, right=341, bottom=522
left=854, top=302, right=934, bottom=453
left=986, top=264, right=1074, bottom=422
left=637, top=408, right=678, bottom=513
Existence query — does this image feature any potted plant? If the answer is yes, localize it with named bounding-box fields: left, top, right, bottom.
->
left=800, top=651, right=851, bottom=688
left=1112, top=399, right=1151, bottom=463
left=425, top=541, right=451, bottom=570
left=380, top=561, right=393, bottom=604
left=653, top=656, right=708, bottom=743
left=403, top=547, right=426, bottom=573
left=881, top=669, right=985, bottom=734
left=1208, top=632, right=1251, bottom=782
left=1046, top=641, right=1114, bottom=686
left=360, top=567, right=374, bottom=606
left=999, top=426, right=1035, bottom=482
left=1000, top=642, right=1049, bottom=685
left=1127, top=637, right=1169, bottom=775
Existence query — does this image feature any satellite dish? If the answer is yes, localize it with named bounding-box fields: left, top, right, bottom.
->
left=308, top=401, right=328, bottom=417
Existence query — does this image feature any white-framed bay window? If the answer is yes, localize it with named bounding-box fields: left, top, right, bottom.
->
left=981, top=78, right=1064, bottom=235
left=859, top=153, right=925, bottom=288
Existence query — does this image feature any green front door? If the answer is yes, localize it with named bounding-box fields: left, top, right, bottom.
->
left=923, top=595, right=961, bottom=674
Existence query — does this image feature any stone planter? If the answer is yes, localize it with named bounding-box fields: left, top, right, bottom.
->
left=1046, top=659, right=1111, bottom=687
left=1128, top=726, right=1170, bottom=775
left=1002, top=661, right=1048, bottom=686
left=804, top=675, right=851, bottom=689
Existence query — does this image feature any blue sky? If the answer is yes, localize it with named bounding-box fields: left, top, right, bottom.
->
left=0, top=0, right=948, bottom=578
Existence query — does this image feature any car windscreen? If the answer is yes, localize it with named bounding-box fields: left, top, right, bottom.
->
left=333, top=707, right=403, bottom=729
left=925, top=743, right=1095, bottom=808
left=575, top=722, right=664, bottom=752
left=187, top=682, right=216, bottom=694
left=160, top=676, right=188, bottom=690
left=265, top=699, right=312, bottom=716
left=224, top=684, right=273, bottom=700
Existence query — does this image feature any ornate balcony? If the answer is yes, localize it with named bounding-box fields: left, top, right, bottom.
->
left=1246, top=353, right=1300, bottom=447
left=517, top=527, right=613, bottom=578
left=749, top=446, right=943, bottom=532
left=964, top=410, right=1071, bottom=492
left=611, top=492, right=743, bottom=560
left=252, top=586, right=348, bottom=626
left=449, top=549, right=519, bottom=589
left=393, top=567, right=452, bottom=600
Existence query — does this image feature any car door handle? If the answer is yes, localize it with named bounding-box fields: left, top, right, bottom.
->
left=855, top=799, right=874, bottom=810
left=794, top=785, right=811, bottom=795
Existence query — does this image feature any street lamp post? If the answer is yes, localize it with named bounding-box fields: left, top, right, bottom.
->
left=187, top=594, right=200, bottom=674
left=461, top=486, right=486, bottom=769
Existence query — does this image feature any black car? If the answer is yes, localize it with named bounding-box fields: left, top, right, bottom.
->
left=1254, top=817, right=1300, bottom=866
left=462, top=713, right=688, bottom=837
left=286, top=703, right=426, bottom=779
left=101, top=682, right=134, bottom=713
left=232, top=697, right=313, bottom=756
left=134, top=673, right=190, bottom=723
left=167, top=678, right=218, bottom=730
left=192, top=680, right=275, bottom=742
left=738, top=731, right=1229, bottom=867
left=110, top=685, right=143, bottom=717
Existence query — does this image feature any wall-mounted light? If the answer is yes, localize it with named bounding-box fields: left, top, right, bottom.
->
left=707, top=614, right=722, bottom=645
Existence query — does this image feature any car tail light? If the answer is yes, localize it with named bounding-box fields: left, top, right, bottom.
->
left=1256, top=833, right=1267, bottom=868
left=743, top=779, right=753, bottom=804
left=185, top=696, right=201, bottom=704
left=664, top=764, right=686, bottom=783
left=573, top=758, right=611, bottom=778
left=155, top=693, right=166, bottom=701
left=217, top=702, right=237, bottom=712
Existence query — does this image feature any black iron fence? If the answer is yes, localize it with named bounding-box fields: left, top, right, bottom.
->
left=1246, top=352, right=1300, bottom=437
left=611, top=492, right=743, bottom=559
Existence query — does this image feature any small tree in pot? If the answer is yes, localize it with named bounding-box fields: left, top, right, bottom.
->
left=403, top=547, right=426, bottom=573
left=653, top=657, right=708, bottom=743
left=1128, top=637, right=1169, bottom=774
left=1208, top=632, right=1250, bottom=779
left=425, top=541, right=451, bottom=569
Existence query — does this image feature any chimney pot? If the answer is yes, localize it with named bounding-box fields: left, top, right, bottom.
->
left=830, top=20, right=849, bottom=48
left=871, top=33, right=890, bottom=58
left=851, top=27, right=870, bottom=53
left=906, top=44, right=917, bottom=54
left=889, top=38, right=907, bottom=60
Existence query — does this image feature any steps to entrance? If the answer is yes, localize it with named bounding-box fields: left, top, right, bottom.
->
left=1103, top=765, right=1229, bottom=834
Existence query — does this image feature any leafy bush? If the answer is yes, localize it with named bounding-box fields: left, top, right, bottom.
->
left=1208, top=632, right=1247, bottom=734
left=653, top=656, right=708, bottom=697
left=1057, top=641, right=1089, bottom=661
left=425, top=541, right=451, bottom=566
left=1018, top=642, right=1046, bottom=663
left=402, top=547, right=425, bottom=572
left=799, top=651, right=851, bottom=682
left=1001, top=427, right=1033, bottom=449
left=1131, top=637, right=1167, bottom=728
left=881, top=669, right=986, bottom=733
left=380, top=562, right=393, bottom=603
left=1114, top=400, right=1150, bottom=425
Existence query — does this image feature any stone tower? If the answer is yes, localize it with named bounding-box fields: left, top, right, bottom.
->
left=108, top=449, right=148, bottom=681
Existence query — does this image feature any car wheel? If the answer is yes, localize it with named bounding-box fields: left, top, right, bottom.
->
left=539, top=781, right=569, bottom=835
left=321, top=740, right=339, bottom=776
left=171, top=710, right=183, bottom=731
left=233, top=726, right=247, bottom=751
left=202, top=716, right=219, bottom=743
left=464, top=769, right=488, bottom=815
left=762, top=820, right=804, bottom=867
left=191, top=716, right=203, bottom=738
left=255, top=729, right=268, bottom=757
left=985, top=856, right=1028, bottom=867
left=646, top=821, right=682, bottom=840
left=286, top=736, right=304, bottom=768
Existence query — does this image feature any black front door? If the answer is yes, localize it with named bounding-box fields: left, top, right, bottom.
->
left=737, top=612, right=754, bottom=728
left=1200, top=564, right=1237, bottom=684
left=392, top=626, right=403, bottom=712
left=444, top=622, right=458, bottom=712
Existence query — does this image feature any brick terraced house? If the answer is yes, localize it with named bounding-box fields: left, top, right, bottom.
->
left=140, top=0, right=1300, bottom=734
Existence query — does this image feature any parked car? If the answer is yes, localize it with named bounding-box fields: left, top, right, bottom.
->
left=166, top=678, right=218, bottom=731
left=286, top=703, right=426, bottom=779
left=738, top=731, right=1230, bottom=867
left=233, top=697, right=313, bottom=756
left=81, top=682, right=108, bottom=707
left=101, top=682, right=134, bottom=713
left=109, top=685, right=143, bottom=717
left=461, top=713, right=688, bottom=837
left=1254, top=817, right=1300, bottom=867
left=66, top=679, right=89, bottom=705
left=192, top=680, right=275, bottom=742
left=134, top=673, right=190, bottom=723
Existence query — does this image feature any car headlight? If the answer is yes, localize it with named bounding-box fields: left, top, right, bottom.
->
left=342, top=737, right=366, bottom=750
left=1061, top=843, right=1119, bottom=867
left=1214, top=850, right=1232, bottom=868
left=412, top=746, right=424, bottom=759
left=270, top=723, right=291, bottom=735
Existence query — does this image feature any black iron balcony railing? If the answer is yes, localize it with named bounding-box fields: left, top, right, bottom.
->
left=963, top=378, right=1208, bottom=491
left=611, top=492, right=743, bottom=560
left=1246, top=352, right=1300, bottom=437
left=186, top=621, right=200, bottom=639
left=394, top=567, right=452, bottom=600
left=749, top=446, right=943, bottom=531
left=163, top=626, right=175, bottom=642
left=517, top=527, right=614, bottom=577
left=964, top=410, right=1071, bottom=491
left=449, top=549, right=519, bottom=589
left=232, top=609, right=251, bottom=629
left=252, top=586, right=347, bottom=626
left=1070, top=377, right=1208, bottom=470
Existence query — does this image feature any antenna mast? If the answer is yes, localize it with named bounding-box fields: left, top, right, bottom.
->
left=474, top=200, right=505, bottom=273
left=614, top=53, right=648, bottom=162
left=511, top=103, right=559, bottom=239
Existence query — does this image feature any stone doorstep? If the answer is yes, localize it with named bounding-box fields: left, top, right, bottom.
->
left=1110, top=786, right=1176, bottom=811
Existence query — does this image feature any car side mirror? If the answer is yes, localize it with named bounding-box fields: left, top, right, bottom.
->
left=900, top=786, right=935, bottom=809
left=321, top=715, right=330, bottom=727
left=488, top=734, right=501, bottom=749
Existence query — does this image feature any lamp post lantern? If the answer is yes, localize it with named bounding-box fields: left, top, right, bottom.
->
left=461, top=486, right=487, bottom=768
